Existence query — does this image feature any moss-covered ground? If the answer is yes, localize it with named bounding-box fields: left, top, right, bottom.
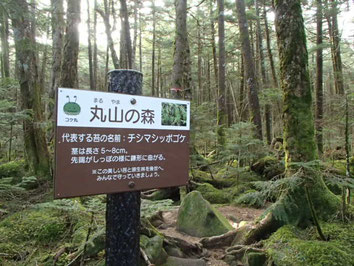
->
left=265, top=222, right=354, bottom=266
left=0, top=156, right=353, bottom=265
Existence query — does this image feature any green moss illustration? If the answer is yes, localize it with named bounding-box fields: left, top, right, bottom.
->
left=63, top=96, right=81, bottom=115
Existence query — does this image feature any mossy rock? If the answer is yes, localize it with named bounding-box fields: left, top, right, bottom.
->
left=0, top=160, right=26, bottom=178
left=265, top=223, right=354, bottom=266
left=195, top=183, right=229, bottom=204
left=140, top=235, right=168, bottom=265
left=164, top=246, right=185, bottom=258
left=244, top=252, right=267, bottom=266
left=177, top=191, right=232, bottom=237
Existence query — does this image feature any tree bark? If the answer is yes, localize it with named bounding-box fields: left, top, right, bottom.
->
left=119, top=0, right=133, bottom=69
left=151, top=0, right=156, bottom=96
left=10, top=0, right=51, bottom=177
left=197, top=18, right=202, bottom=105
left=97, top=6, right=119, bottom=69
left=255, top=0, right=272, bottom=144
left=60, top=0, right=81, bottom=88
left=0, top=8, right=10, bottom=78
left=93, top=0, right=98, bottom=89
left=235, top=0, right=263, bottom=140
left=132, top=0, right=139, bottom=68
left=327, top=0, right=344, bottom=95
left=209, top=0, right=218, bottom=88
left=263, top=1, right=278, bottom=88
left=217, top=0, right=227, bottom=146
left=171, top=0, right=192, bottom=99
left=86, top=0, right=94, bottom=90
left=275, top=0, right=339, bottom=221
left=315, top=0, right=323, bottom=155
left=49, top=0, right=64, bottom=107
left=139, top=11, right=143, bottom=72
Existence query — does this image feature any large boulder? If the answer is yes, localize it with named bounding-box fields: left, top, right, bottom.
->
left=176, top=191, right=232, bottom=237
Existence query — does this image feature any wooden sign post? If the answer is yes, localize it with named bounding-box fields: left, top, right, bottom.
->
left=106, top=70, right=142, bottom=265
left=54, top=70, right=190, bottom=264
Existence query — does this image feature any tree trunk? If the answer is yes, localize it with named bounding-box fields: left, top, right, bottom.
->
left=263, top=1, right=278, bottom=88
left=157, top=46, right=161, bottom=97
left=139, top=11, right=143, bottom=73
left=255, top=0, right=272, bottom=144
left=327, top=0, right=344, bottom=95
left=119, top=0, right=133, bottom=69
left=97, top=5, right=119, bottom=69
left=60, top=0, right=81, bottom=88
left=235, top=0, right=263, bottom=140
left=93, top=0, right=98, bottom=89
left=151, top=0, right=156, bottom=96
left=274, top=0, right=338, bottom=223
left=10, top=0, right=51, bottom=177
left=217, top=0, right=227, bottom=146
left=49, top=0, right=64, bottom=110
left=171, top=0, right=192, bottom=99
left=315, top=0, right=324, bottom=155
left=39, top=20, right=50, bottom=93
left=86, top=0, right=94, bottom=90
left=132, top=0, right=139, bottom=69
left=209, top=0, right=218, bottom=88
left=197, top=18, right=202, bottom=105
left=238, top=0, right=341, bottom=245
left=239, top=56, right=247, bottom=121
left=0, top=9, right=10, bottom=78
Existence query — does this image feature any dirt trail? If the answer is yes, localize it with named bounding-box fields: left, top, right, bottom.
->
left=158, top=205, right=264, bottom=265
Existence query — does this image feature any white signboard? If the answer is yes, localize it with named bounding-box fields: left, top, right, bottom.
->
left=55, top=88, right=191, bottom=198
left=57, top=88, right=190, bottom=130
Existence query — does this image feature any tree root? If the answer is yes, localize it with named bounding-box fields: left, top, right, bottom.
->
left=240, top=213, right=279, bottom=245
left=163, top=235, right=204, bottom=258
left=223, top=243, right=264, bottom=261
left=199, top=229, right=238, bottom=248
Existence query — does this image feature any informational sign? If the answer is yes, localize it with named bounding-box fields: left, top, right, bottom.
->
left=55, top=88, right=190, bottom=198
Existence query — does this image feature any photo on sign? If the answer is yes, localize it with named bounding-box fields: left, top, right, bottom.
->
left=161, top=103, right=187, bottom=127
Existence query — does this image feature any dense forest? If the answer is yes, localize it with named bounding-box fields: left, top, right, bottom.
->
left=0, top=0, right=353, bottom=265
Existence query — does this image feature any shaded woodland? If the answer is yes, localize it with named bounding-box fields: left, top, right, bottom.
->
left=0, top=0, right=353, bottom=265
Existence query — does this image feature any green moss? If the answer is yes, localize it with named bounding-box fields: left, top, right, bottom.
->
left=225, top=183, right=252, bottom=200
left=265, top=223, right=354, bottom=266
left=328, top=158, right=354, bottom=176
left=0, top=160, right=26, bottom=178
left=195, top=183, right=229, bottom=204
left=177, top=191, right=232, bottom=237
left=0, top=208, right=68, bottom=245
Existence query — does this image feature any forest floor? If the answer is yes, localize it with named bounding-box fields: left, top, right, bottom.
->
left=158, top=205, right=264, bottom=266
